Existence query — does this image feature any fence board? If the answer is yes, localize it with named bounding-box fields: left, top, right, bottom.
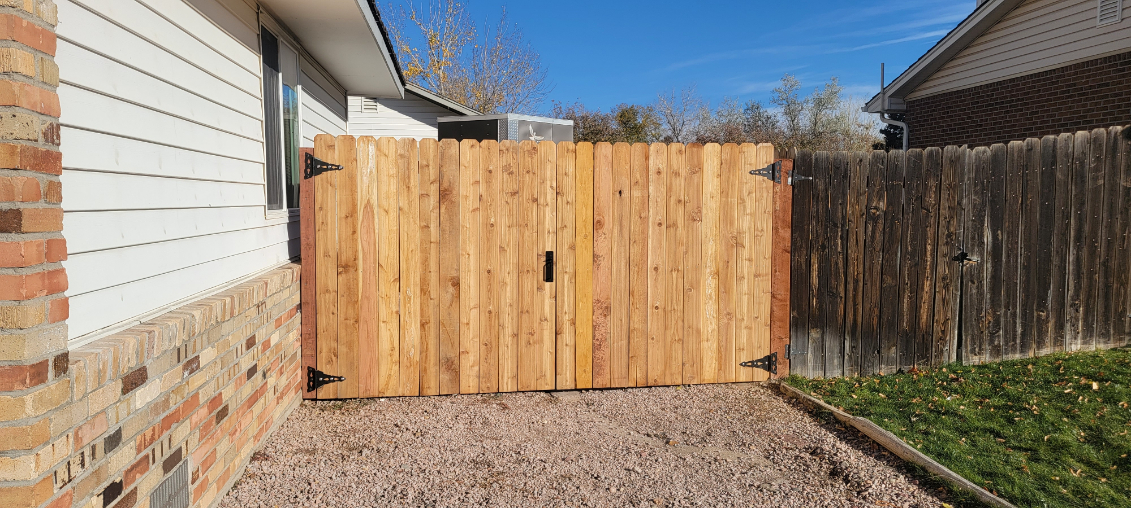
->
left=683, top=144, right=704, bottom=384
left=419, top=139, right=441, bottom=395
left=377, top=138, right=401, bottom=397
left=1002, top=141, right=1025, bottom=360
left=983, top=144, right=1007, bottom=363
left=1018, top=138, right=1041, bottom=359
left=787, top=151, right=812, bottom=377
left=737, top=144, right=759, bottom=381
left=480, top=140, right=501, bottom=393
left=538, top=141, right=558, bottom=390
left=629, top=144, right=650, bottom=386
left=1066, top=132, right=1089, bottom=351
left=1097, top=128, right=1121, bottom=348
left=666, top=144, right=687, bottom=385
left=897, top=149, right=923, bottom=371
left=336, top=137, right=361, bottom=399
left=1081, top=130, right=1107, bottom=350
left=807, top=152, right=830, bottom=377
left=771, top=158, right=793, bottom=378
left=963, top=147, right=989, bottom=364
left=399, top=138, right=421, bottom=396
left=843, top=152, right=866, bottom=377
left=647, top=142, right=668, bottom=386
left=299, top=146, right=318, bottom=400
left=1117, top=130, right=1131, bottom=346
left=1050, top=134, right=1074, bottom=353
left=933, top=146, right=964, bottom=366
left=458, top=140, right=481, bottom=394
left=917, top=148, right=941, bottom=367
left=314, top=134, right=339, bottom=399
left=591, top=142, right=612, bottom=388
left=499, top=141, right=520, bottom=392
left=518, top=141, right=539, bottom=391
left=718, top=144, right=740, bottom=382
left=556, top=142, right=577, bottom=390
left=611, top=143, right=632, bottom=387
left=1032, top=137, right=1057, bottom=356
left=357, top=137, right=379, bottom=398
left=823, top=151, right=847, bottom=378
left=753, top=144, right=775, bottom=381
left=859, top=151, right=886, bottom=376
left=574, top=142, right=594, bottom=389
left=438, top=139, right=460, bottom=394
left=878, top=150, right=904, bottom=373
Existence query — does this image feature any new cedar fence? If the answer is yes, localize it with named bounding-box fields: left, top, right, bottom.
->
left=300, top=136, right=794, bottom=399
left=791, top=126, right=1131, bottom=378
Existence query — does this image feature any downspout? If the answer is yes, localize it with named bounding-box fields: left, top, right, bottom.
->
left=875, top=63, right=909, bottom=151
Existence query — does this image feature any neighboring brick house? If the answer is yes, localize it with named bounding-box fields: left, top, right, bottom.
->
left=865, top=0, right=1131, bottom=149
left=0, top=1, right=473, bottom=508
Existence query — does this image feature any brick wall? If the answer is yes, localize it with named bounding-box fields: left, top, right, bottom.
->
left=906, top=51, right=1131, bottom=149
left=0, top=3, right=306, bottom=508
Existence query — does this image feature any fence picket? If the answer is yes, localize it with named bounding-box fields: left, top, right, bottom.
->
left=399, top=138, right=421, bottom=396
left=419, top=139, right=441, bottom=395
left=377, top=137, right=401, bottom=397
left=555, top=141, right=577, bottom=390
left=1019, top=138, right=1041, bottom=359
left=683, top=144, right=705, bottom=384
left=611, top=143, right=632, bottom=387
left=916, top=148, right=941, bottom=367
left=629, top=144, right=650, bottom=386
left=574, top=142, right=594, bottom=389
left=480, top=140, right=501, bottom=393
left=897, top=149, right=923, bottom=371
left=591, top=142, right=612, bottom=388
left=357, top=137, right=379, bottom=398
left=666, top=143, right=687, bottom=385
left=499, top=141, right=521, bottom=392
left=314, top=135, right=339, bottom=399
left=647, top=142, right=668, bottom=386
left=788, top=150, right=813, bottom=378
left=843, top=152, right=866, bottom=377
left=878, top=150, right=905, bottom=373
left=438, top=139, right=461, bottom=394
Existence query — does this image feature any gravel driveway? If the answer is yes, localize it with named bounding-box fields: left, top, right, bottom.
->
left=222, top=383, right=950, bottom=507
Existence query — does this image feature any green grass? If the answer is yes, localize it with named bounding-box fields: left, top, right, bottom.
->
left=787, top=348, right=1131, bottom=508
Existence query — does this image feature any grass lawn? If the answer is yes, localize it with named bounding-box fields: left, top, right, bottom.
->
left=786, top=347, right=1131, bottom=508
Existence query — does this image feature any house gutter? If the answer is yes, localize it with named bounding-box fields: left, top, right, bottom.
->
left=870, top=63, right=909, bottom=151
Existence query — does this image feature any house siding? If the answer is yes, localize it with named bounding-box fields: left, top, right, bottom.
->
left=347, top=90, right=460, bottom=140
left=56, top=0, right=344, bottom=342
left=909, top=0, right=1131, bottom=100
left=906, top=50, right=1131, bottom=148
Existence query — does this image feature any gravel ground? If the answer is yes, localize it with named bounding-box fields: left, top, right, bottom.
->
left=222, top=383, right=952, bottom=507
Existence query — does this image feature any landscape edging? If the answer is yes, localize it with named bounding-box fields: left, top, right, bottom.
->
left=775, top=381, right=1017, bottom=508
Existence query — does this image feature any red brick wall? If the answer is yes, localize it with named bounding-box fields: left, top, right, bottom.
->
left=906, top=51, right=1131, bottom=149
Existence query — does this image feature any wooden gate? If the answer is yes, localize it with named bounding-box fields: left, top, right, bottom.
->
left=301, top=135, right=790, bottom=399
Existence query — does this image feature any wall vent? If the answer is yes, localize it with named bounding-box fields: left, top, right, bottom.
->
left=1098, top=0, right=1123, bottom=26
left=360, top=97, right=380, bottom=114
left=149, top=460, right=189, bottom=508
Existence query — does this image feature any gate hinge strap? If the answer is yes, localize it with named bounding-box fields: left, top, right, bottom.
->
left=740, top=352, right=778, bottom=376
left=307, top=367, right=346, bottom=393
left=749, top=160, right=783, bottom=184
left=304, top=152, right=343, bottom=179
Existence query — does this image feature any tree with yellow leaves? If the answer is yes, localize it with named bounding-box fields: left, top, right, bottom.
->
left=385, top=0, right=551, bottom=114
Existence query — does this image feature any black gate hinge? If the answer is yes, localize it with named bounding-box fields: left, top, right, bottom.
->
left=307, top=367, right=346, bottom=392
left=952, top=251, right=979, bottom=264
left=304, top=152, right=343, bottom=179
left=741, top=352, right=778, bottom=376
left=749, top=161, right=783, bottom=183
left=788, top=173, right=812, bottom=185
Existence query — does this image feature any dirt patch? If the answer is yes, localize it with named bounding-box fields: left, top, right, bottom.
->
left=222, top=383, right=950, bottom=507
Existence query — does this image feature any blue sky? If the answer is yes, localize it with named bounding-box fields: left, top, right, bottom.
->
left=385, top=0, right=977, bottom=112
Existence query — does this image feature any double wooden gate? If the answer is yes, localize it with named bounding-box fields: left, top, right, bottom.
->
left=300, top=136, right=792, bottom=399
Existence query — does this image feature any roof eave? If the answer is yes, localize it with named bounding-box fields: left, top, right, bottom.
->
left=405, top=84, right=481, bottom=116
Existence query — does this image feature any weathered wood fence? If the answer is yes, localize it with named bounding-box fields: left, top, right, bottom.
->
left=301, top=137, right=793, bottom=399
left=790, top=126, right=1131, bottom=378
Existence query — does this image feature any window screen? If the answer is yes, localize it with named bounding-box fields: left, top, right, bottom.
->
left=261, top=28, right=284, bottom=210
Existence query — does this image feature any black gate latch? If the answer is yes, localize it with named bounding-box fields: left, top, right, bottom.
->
left=544, top=251, right=554, bottom=283
left=741, top=352, right=778, bottom=376
left=304, top=152, right=343, bottom=179
left=307, top=367, right=346, bottom=392
left=749, top=161, right=783, bottom=184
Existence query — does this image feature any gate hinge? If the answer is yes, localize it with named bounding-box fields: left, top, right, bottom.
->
left=749, top=160, right=783, bottom=183
left=788, top=173, right=812, bottom=185
left=740, top=352, right=778, bottom=376
left=304, top=152, right=343, bottom=179
left=306, top=367, right=346, bottom=392
left=952, top=251, right=979, bottom=264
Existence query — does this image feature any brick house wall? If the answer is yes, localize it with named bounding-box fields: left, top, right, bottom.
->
left=906, top=51, right=1131, bottom=149
left=0, top=2, right=305, bottom=508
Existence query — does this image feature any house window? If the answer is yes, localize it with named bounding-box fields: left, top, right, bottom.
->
left=261, top=28, right=300, bottom=211
left=1098, top=0, right=1123, bottom=26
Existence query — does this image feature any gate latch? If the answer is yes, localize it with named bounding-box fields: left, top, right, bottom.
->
left=304, top=152, right=343, bottom=179
left=544, top=251, right=554, bottom=283
left=749, top=161, right=783, bottom=183
left=307, top=367, right=346, bottom=392
left=741, top=352, right=778, bottom=376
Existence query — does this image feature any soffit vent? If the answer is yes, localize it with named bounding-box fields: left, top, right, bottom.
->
left=1099, top=0, right=1123, bottom=26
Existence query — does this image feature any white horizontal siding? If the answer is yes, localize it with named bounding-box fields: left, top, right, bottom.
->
left=910, top=0, right=1131, bottom=99
left=56, top=0, right=326, bottom=341
left=347, top=91, right=457, bottom=139
left=300, top=71, right=348, bottom=148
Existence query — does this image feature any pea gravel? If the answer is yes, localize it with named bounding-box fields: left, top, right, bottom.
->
left=221, top=383, right=952, bottom=507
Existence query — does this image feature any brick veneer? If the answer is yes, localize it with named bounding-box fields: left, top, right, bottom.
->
left=906, top=51, right=1131, bottom=149
left=0, top=2, right=306, bottom=508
